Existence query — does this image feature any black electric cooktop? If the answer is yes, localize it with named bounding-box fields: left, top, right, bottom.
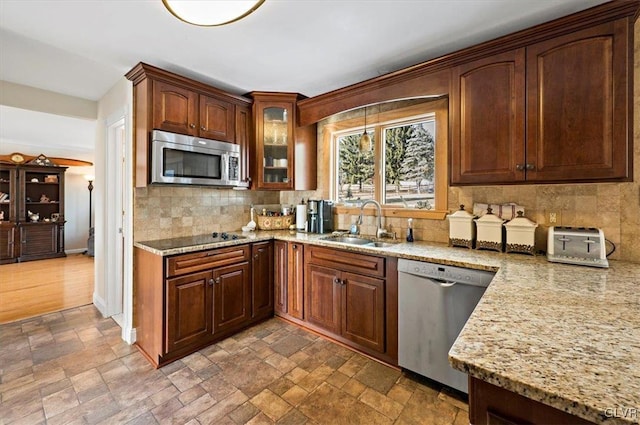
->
left=140, top=232, right=246, bottom=251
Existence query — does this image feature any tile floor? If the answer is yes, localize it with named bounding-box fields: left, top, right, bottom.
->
left=0, top=305, right=469, bottom=424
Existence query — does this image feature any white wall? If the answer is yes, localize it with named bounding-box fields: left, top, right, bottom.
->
left=93, top=76, right=132, bottom=316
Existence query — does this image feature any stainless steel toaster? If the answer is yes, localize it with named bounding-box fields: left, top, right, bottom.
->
left=547, top=226, right=608, bottom=268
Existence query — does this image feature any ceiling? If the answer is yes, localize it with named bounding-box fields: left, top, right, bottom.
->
left=0, top=0, right=610, bottom=102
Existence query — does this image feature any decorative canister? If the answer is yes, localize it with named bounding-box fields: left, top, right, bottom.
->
left=447, top=205, right=475, bottom=248
left=504, top=211, right=538, bottom=255
left=474, top=207, right=505, bottom=252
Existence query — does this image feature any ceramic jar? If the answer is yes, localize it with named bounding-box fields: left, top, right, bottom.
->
left=474, top=207, right=505, bottom=252
left=504, top=211, right=538, bottom=255
left=447, top=205, right=475, bottom=248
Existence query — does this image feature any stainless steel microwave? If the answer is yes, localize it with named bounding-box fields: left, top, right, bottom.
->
left=151, top=130, right=246, bottom=188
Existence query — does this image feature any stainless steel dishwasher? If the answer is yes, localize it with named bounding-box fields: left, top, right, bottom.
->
left=398, top=258, right=495, bottom=394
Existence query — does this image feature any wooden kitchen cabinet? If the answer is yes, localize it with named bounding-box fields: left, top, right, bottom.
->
left=288, top=242, right=305, bottom=320
left=250, top=92, right=317, bottom=191
left=166, top=270, right=213, bottom=354
left=274, top=240, right=288, bottom=315
left=235, top=104, right=252, bottom=185
left=213, top=261, right=251, bottom=335
left=306, top=264, right=342, bottom=335
left=468, top=377, right=593, bottom=424
left=451, top=49, right=525, bottom=184
left=451, top=18, right=632, bottom=185
left=251, top=241, right=274, bottom=320
left=274, top=241, right=305, bottom=321
left=305, top=264, right=385, bottom=353
left=304, top=246, right=389, bottom=358
left=126, top=62, right=253, bottom=187
left=152, top=80, right=235, bottom=142
left=524, top=20, right=631, bottom=182
left=134, top=241, right=271, bottom=368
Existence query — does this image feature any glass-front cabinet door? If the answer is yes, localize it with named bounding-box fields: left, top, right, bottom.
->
left=253, top=95, right=295, bottom=190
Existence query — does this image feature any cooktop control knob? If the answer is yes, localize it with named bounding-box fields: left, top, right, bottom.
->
left=212, top=232, right=219, bottom=238
left=221, top=232, right=229, bottom=240
left=231, top=234, right=238, bottom=240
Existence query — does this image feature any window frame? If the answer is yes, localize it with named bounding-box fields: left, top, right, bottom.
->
left=326, top=98, right=449, bottom=220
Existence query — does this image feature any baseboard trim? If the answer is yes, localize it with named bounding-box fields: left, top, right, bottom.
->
left=66, top=248, right=87, bottom=255
left=92, top=292, right=107, bottom=317
left=122, top=326, right=137, bottom=345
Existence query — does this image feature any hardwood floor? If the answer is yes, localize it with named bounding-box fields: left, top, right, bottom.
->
left=0, top=254, right=94, bottom=324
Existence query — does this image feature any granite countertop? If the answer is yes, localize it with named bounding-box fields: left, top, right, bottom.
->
left=135, top=230, right=640, bottom=424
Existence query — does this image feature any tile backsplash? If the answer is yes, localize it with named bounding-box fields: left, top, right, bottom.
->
left=133, top=186, right=279, bottom=242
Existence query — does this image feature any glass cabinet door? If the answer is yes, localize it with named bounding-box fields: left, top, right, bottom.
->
left=262, top=106, right=292, bottom=187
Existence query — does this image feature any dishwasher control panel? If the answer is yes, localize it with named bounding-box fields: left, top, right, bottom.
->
left=397, top=259, right=495, bottom=287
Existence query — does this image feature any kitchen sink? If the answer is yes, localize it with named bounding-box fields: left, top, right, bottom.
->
left=364, top=241, right=395, bottom=248
left=322, top=235, right=375, bottom=245
left=320, top=235, right=398, bottom=248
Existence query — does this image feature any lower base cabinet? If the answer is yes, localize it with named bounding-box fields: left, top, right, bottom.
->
left=469, top=377, right=594, bottom=424
left=274, top=241, right=304, bottom=320
left=302, top=245, right=398, bottom=365
left=135, top=242, right=271, bottom=368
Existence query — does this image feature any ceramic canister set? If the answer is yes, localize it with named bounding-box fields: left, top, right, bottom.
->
left=447, top=205, right=538, bottom=255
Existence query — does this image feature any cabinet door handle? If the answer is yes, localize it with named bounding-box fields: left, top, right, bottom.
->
left=201, top=126, right=206, bottom=131
left=333, top=277, right=341, bottom=285
left=189, top=123, right=196, bottom=129
left=215, top=277, right=221, bottom=284
left=525, top=163, right=535, bottom=170
left=208, top=278, right=214, bottom=286
left=515, top=164, right=525, bottom=171
left=292, top=245, right=297, bottom=250
left=254, top=254, right=259, bottom=259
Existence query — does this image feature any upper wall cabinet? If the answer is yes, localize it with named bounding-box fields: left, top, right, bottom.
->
left=451, top=18, right=633, bottom=185
left=126, top=63, right=253, bottom=187
left=250, top=92, right=317, bottom=191
left=153, top=81, right=235, bottom=142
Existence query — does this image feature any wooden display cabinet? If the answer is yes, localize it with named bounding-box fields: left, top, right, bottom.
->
left=250, top=92, right=317, bottom=190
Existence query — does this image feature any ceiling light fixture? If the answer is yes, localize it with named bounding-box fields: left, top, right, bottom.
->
left=162, top=0, right=265, bottom=27
left=359, top=106, right=372, bottom=152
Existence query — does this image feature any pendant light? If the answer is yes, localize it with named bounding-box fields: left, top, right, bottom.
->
left=162, top=0, right=264, bottom=27
left=359, top=106, right=372, bottom=152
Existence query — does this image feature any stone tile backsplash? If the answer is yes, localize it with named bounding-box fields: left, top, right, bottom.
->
left=133, top=186, right=279, bottom=242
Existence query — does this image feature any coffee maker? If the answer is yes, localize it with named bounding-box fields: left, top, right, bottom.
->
left=307, top=200, right=333, bottom=233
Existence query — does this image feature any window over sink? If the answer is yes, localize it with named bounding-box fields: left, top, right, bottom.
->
left=326, top=97, right=448, bottom=219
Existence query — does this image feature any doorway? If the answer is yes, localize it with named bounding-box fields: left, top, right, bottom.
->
left=103, top=111, right=134, bottom=342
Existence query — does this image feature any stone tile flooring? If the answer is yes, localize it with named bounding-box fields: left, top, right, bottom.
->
left=0, top=305, right=469, bottom=424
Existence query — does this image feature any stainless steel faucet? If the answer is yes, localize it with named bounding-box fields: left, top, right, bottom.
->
left=359, top=200, right=393, bottom=239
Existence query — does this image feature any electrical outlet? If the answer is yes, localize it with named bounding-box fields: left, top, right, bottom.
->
left=549, top=212, right=557, bottom=224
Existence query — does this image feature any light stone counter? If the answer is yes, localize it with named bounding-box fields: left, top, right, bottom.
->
left=135, top=230, right=640, bottom=424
